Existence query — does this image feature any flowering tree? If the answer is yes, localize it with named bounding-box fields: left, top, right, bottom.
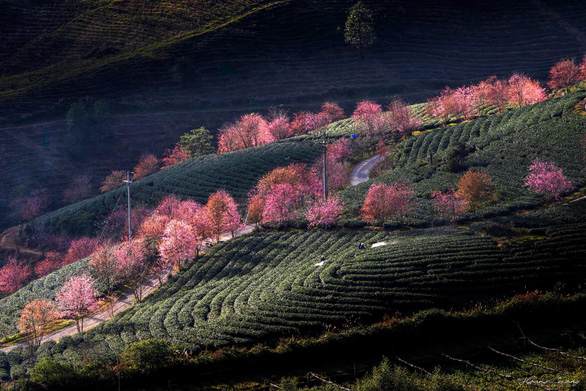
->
left=161, top=144, right=190, bottom=168
left=190, top=207, right=215, bottom=254
left=206, top=190, right=241, bottom=240
left=247, top=192, right=265, bottom=225
left=88, top=245, right=119, bottom=314
left=289, top=112, right=310, bottom=136
left=9, top=189, right=51, bottom=221
left=507, top=74, right=547, bottom=108
left=524, top=158, right=573, bottom=200
left=34, top=251, right=63, bottom=277
left=547, top=59, right=582, bottom=90
left=133, top=154, right=160, bottom=181
left=153, top=195, right=183, bottom=220
left=387, top=100, right=422, bottom=134
left=133, top=154, right=159, bottom=181
left=304, top=112, right=332, bottom=133
left=431, top=190, right=468, bottom=222
left=352, top=101, right=385, bottom=137
left=305, top=196, right=344, bottom=228
left=62, top=174, right=93, bottom=204
left=360, top=182, right=416, bottom=225
left=100, top=170, right=126, bottom=193
left=138, top=213, right=171, bottom=241
left=0, top=258, right=32, bottom=294
left=261, top=183, right=301, bottom=226
left=327, top=138, right=353, bottom=162
left=455, top=169, right=495, bottom=214
left=267, top=110, right=293, bottom=141
left=257, top=163, right=321, bottom=198
left=218, top=114, right=270, bottom=153
left=63, top=237, right=99, bottom=266
left=158, top=220, right=197, bottom=271
left=18, top=300, right=59, bottom=350
left=56, top=274, right=99, bottom=334
left=427, top=87, right=477, bottom=123
left=471, top=76, right=509, bottom=112
left=114, top=239, right=149, bottom=300
left=320, top=102, right=345, bottom=122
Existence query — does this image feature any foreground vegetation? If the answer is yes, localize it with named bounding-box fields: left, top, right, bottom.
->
left=4, top=291, right=586, bottom=390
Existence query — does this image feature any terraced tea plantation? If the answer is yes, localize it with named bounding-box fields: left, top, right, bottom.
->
left=33, top=138, right=322, bottom=235
left=340, top=91, right=586, bottom=219
left=13, top=222, right=580, bottom=368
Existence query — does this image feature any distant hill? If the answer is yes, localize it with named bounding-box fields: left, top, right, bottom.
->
left=2, top=0, right=586, bottom=227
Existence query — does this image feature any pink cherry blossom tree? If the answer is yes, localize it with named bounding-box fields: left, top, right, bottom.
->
left=267, top=109, right=293, bottom=141
left=305, top=196, right=344, bottom=229
left=327, top=138, right=353, bottom=162
left=205, top=190, right=241, bottom=240
left=88, top=245, right=120, bottom=314
left=189, top=207, right=215, bottom=254
left=63, top=237, right=99, bottom=266
left=113, top=239, right=150, bottom=300
left=34, top=251, right=63, bottom=277
left=387, top=100, right=422, bottom=134
left=56, top=273, right=99, bottom=334
left=360, top=181, right=416, bottom=225
left=352, top=101, right=388, bottom=137
left=247, top=192, right=265, bottom=225
left=431, top=189, right=468, bottom=222
left=0, top=258, right=32, bottom=294
left=320, top=102, right=345, bottom=122
left=507, top=74, right=547, bottom=107
left=547, top=59, right=582, bottom=90
left=261, top=183, right=301, bottom=226
left=471, top=76, right=509, bottom=112
left=304, top=112, right=332, bottom=133
left=161, top=144, right=190, bottom=168
left=218, top=113, right=270, bottom=153
left=138, top=213, right=171, bottom=241
left=524, top=158, right=573, bottom=200
left=158, top=220, right=197, bottom=271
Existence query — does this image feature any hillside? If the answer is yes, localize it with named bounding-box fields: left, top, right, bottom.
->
left=0, top=88, right=585, bottom=383
left=2, top=0, right=586, bottom=228
left=340, top=91, right=586, bottom=223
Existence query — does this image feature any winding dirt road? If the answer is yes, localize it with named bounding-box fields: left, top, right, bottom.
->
left=350, top=154, right=383, bottom=186
left=0, top=225, right=255, bottom=353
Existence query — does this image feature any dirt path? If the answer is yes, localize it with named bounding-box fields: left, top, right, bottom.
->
left=0, top=225, right=255, bottom=353
left=350, top=154, right=383, bottom=186
left=0, top=227, right=43, bottom=259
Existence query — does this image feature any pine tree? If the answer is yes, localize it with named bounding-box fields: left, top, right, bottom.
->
left=344, top=1, right=376, bottom=58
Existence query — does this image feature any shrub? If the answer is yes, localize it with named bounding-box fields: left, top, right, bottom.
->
left=356, top=357, right=420, bottom=391
left=121, top=339, right=174, bottom=374
left=29, top=358, right=76, bottom=389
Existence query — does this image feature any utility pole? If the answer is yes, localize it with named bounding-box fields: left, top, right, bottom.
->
left=123, top=171, right=132, bottom=239
left=323, top=128, right=328, bottom=199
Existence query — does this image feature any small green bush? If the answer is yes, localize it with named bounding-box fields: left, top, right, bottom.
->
left=356, top=357, right=421, bottom=391
left=29, top=358, right=75, bottom=388
left=121, top=339, right=174, bottom=374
